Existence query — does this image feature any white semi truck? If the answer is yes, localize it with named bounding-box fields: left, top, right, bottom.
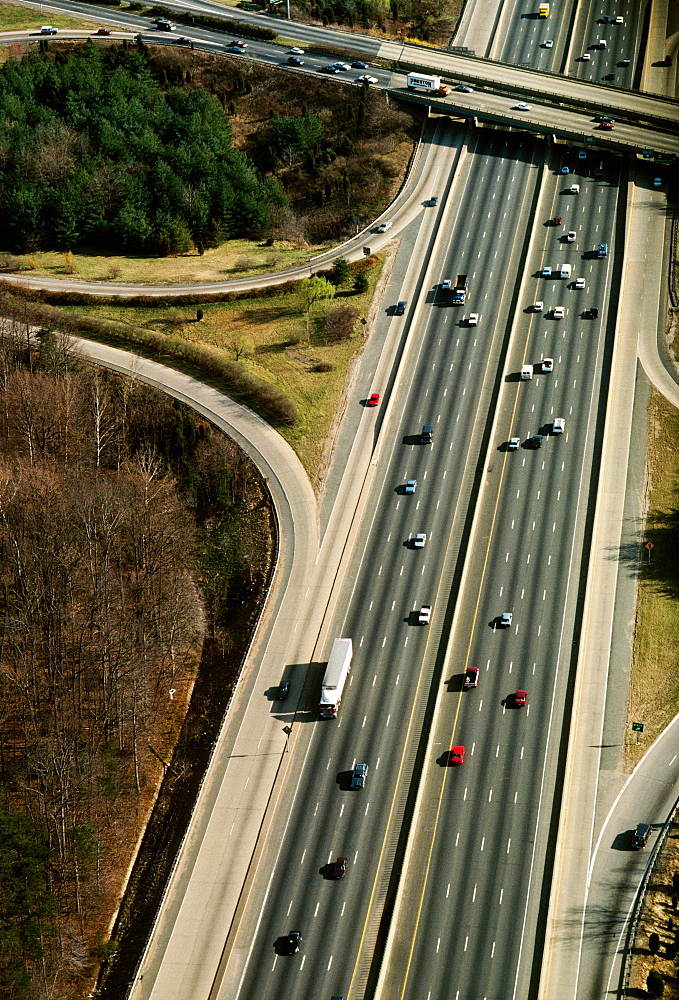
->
left=319, top=638, right=353, bottom=718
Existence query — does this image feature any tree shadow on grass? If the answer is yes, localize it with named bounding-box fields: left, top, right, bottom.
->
left=614, top=506, right=679, bottom=598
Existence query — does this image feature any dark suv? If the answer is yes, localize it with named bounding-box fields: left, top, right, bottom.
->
left=395, top=300, right=407, bottom=315
left=631, top=823, right=651, bottom=849
left=284, top=931, right=302, bottom=954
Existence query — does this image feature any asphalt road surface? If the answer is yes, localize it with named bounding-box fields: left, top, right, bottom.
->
left=222, top=128, right=604, bottom=1000
left=378, top=144, right=620, bottom=1000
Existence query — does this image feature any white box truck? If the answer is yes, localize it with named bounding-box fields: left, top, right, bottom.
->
left=319, top=639, right=353, bottom=718
left=406, top=73, right=449, bottom=95
left=560, top=263, right=572, bottom=279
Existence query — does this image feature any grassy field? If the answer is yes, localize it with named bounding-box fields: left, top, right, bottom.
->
left=65, top=256, right=386, bottom=485
left=626, top=388, right=679, bottom=769
left=19, top=240, right=332, bottom=285
left=0, top=4, right=104, bottom=33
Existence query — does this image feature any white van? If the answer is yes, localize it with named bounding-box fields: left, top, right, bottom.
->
left=569, top=184, right=580, bottom=193
left=521, top=365, right=533, bottom=380
left=560, top=263, right=572, bottom=279
left=40, top=25, right=58, bottom=33
left=553, top=417, right=565, bottom=434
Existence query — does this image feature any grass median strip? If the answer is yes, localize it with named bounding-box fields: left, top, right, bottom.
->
left=626, top=388, right=679, bottom=769
left=59, top=256, right=385, bottom=486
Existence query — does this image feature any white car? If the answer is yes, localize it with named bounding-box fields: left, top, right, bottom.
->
left=288, top=46, right=304, bottom=53
left=468, top=313, right=479, bottom=326
left=614, top=15, right=623, bottom=23
left=333, top=61, right=351, bottom=70
left=418, top=605, right=432, bottom=625
left=574, top=277, right=586, bottom=289
left=582, top=52, right=591, bottom=60
left=357, top=74, right=379, bottom=84
left=543, top=39, right=553, bottom=48
left=533, top=300, right=544, bottom=311
left=553, top=306, right=565, bottom=319
left=508, top=437, right=521, bottom=450
left=566, top=230, right=576, bottom=242
left=514, top=102, right=532, bottom=110
left=376, top=220, right=393, bottom=232
left=500, top=612, right=513, bottom=627
left=413, top=533, right=427, bottom=549
left=541, top=357, right=554, bottom=372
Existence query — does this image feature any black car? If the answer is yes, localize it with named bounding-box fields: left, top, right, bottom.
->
left=278, top=680, right=290, bottom=700
left=589, top=306, right=599, bottom=318
left=226, top=44, right=244, bottom=52
left=531, top=434, right=543, bottom=449
left=430, top=195, right=439, bottom=206
left=177, top=36, right=191, bottom=45
left=351, top=60, right=367, bottom=68
left=395, top=301, right=407, bottom=315
left=287, top=56, right=304, bottom=66
left=284, top=931, right=302, bottom=954
left=321, top=65, right=340, bottom=73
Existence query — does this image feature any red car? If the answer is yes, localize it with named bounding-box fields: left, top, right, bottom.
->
left=600, top=122, right=615, bottom=130
left=514, top=689, right=527, bottom=707
left=332, top=856, right=347, bottom=879
left=552, top=216, right=563, bottom=226
left=367, top=393, right=380, bottom=407
left=230, top=39, right=248, bottom=47
left=96, top=27, right=111, bottom=34
left=449, top=746, right=465, bottom=765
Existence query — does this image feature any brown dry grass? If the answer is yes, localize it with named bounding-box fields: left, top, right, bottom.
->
left=625, top=389, right=679, bottom=771
left=628, top=823, right=679, bottom=998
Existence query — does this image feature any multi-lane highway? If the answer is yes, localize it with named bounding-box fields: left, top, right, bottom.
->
left=379, top=144, right=619, bottom=1000
left=10, top=1, right=670, bottom=998
left=219, top=124, right=620, bottom=1000
left=9, top=0, right=679, bottom=133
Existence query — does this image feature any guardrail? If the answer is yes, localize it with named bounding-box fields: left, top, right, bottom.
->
left=621, top=794, right=679, bottom=995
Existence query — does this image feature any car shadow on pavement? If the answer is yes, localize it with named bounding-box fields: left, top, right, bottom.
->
left=611, top=830, right=635, bottom=851
left=446, top=673, right=465, bottom=693
left=336, top=770, right=355, bottom=791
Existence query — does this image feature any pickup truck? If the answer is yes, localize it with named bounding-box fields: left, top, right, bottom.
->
left=463, top=667, right=478, bottom=689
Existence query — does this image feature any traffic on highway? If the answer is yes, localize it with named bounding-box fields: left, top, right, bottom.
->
left=21, top=0, right=671, bottom=998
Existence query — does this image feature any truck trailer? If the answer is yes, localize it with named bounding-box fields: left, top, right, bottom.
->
left=406, top=73, right=450, bottom=95
left=319, top=638, right=353, bottom=718
left=452, top=274, right=468, bottom=304
left=407, top=72, right=441, bottom=91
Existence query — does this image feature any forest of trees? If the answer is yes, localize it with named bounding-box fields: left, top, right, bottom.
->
left=0, top=43, right=287, bottom=255
left=0, top=321, right=273, bottom=998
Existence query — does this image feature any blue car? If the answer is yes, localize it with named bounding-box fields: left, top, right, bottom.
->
left=405, top=479, right=417, bottom=494
left=561, top=165, right=570, bottom=174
